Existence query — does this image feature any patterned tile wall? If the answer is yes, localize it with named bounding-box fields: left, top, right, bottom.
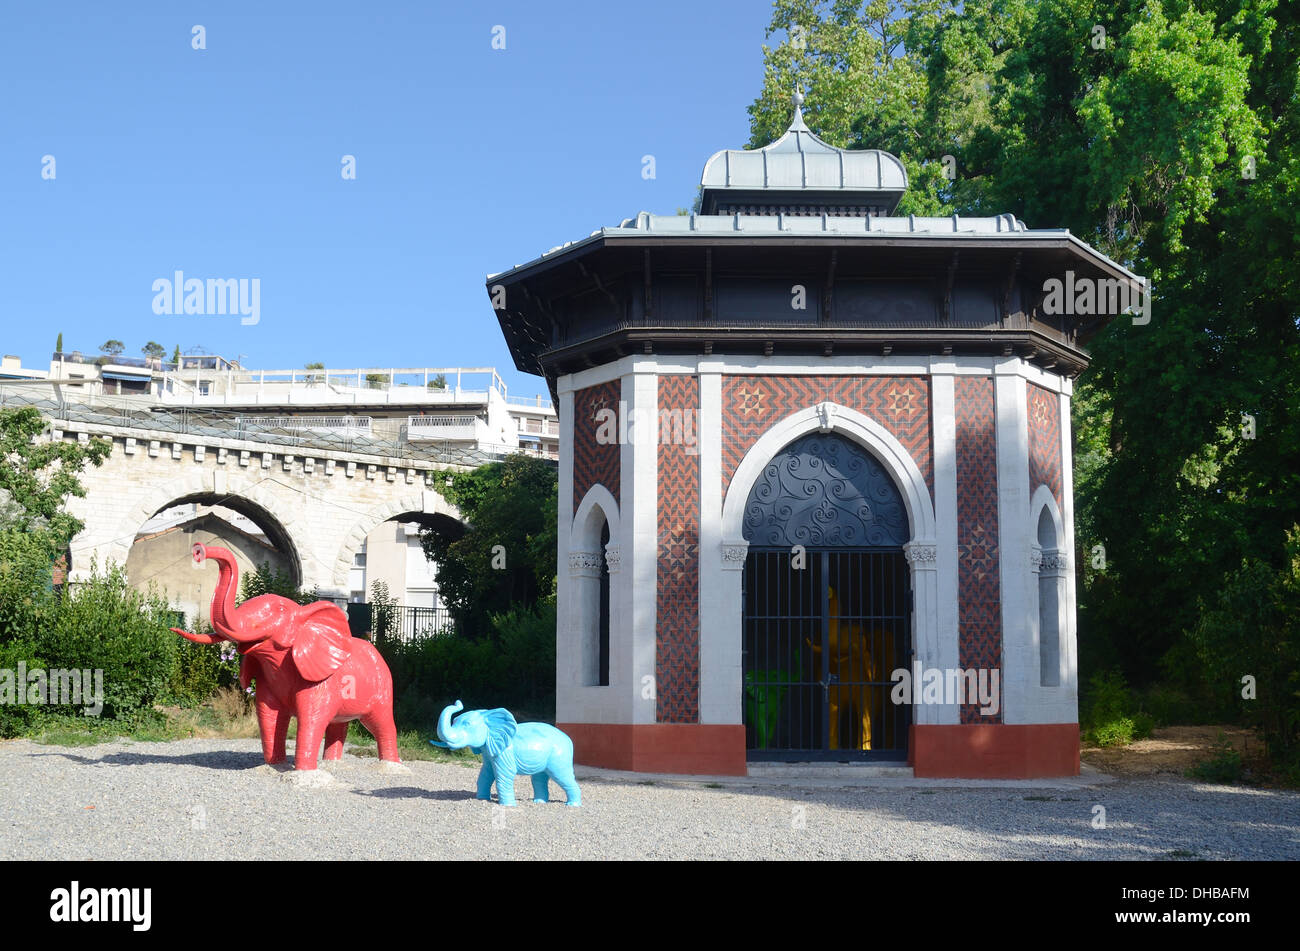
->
left=955, top=376, right=1002, bottom=723
left=1027, top=383, right=1064, bottom=516
left=572, top=381, right=622, bottom=513
left=656, top=375, right=701, bottom=723
left=720, top=375, right=934, bottom=505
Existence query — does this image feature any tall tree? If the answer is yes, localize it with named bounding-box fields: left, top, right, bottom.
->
left=746, top=0, right=1300, bottom=690
left=98, top=340, right=124, bottom=357
left=420, top=455, right=557, bottom=637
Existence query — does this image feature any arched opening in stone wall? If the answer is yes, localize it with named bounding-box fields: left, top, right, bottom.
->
left=1036, top=505, right=1062, bottom=688
left=125, top=493, right=300, bottom=630
left=345, top=510, right=465, bottom=640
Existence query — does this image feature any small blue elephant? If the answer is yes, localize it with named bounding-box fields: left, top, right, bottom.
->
left=431, top=700, right=581, bottom=807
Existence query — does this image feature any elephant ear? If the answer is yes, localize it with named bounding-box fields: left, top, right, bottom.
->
left=482, top=708, right=518, bottom=759
left=283, top=603, right=354, bottom=682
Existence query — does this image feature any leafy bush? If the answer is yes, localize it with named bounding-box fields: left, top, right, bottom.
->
left=35, top=563, right=178, bottom=721
left=0, top=636, right=45, bottom=736
left=171, top=630, right=241, bottom=706
left=1190, top=528, right=1300, bottom=765
left=239, top=561, right=317, bottom=605
left=1081, top=670, right=1154, bottom=747
left=1188, top=734, right=1244, bottom=784
left=378, top=597, right=556, bottom=733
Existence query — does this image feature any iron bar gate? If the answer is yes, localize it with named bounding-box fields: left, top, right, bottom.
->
left=743, top=548, right=910, bottom=760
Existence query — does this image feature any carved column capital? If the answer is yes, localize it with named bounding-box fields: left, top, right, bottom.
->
left=568, top=550, right=603, bottom=578
left=721, top=542, right=749, bottom=570
left=903, top=541, right=938, bottom=570
left=604, top=545, right=622, bottom=574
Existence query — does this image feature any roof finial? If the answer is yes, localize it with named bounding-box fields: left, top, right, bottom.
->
left=791, top=83, right=809, bottom=131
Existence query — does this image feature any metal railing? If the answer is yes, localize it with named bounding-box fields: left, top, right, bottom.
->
left=376, top=604, right=457, bottom=642
left=407, top=415, right=482, bottom=440
left=238, top=415, right=372, bottom=434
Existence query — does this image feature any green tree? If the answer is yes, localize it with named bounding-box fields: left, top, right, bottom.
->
left=427, top=373, right=447, bottom=390
left=238, top=560, right=316, bottom=606
left=0, top=407, right=111, bottom=555
left=98, top=340, right=124, bottom=357
left=420, top=455, right=557, bottom=637
left=141, top=341, right=166, bottom=361
left=55, top=332, right=62, bottom=353
left=747, top=0, right=1300, bottom=699
left=171, top=344, right=181, bottom=366
left=365, top=373, right=390, bottom=389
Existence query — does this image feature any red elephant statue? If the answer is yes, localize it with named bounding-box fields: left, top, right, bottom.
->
left=171, top=543, right=405, bottom=778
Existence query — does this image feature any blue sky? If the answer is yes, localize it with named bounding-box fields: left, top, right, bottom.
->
left=0, top=1, right=773, bottom=402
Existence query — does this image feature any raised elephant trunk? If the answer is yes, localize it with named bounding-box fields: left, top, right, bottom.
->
left=434, top=699, right=466, bottom=748
left=196, top=543, right=259, bottom=644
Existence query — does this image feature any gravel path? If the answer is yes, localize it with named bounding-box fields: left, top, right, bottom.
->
left=2, top=737, right=1296, bottom=860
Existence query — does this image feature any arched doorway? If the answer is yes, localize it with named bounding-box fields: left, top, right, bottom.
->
left=741, top=432, right=911, bottom=761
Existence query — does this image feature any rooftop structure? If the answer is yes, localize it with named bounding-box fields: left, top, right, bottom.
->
left=488, top=91, right=1138, bottom=779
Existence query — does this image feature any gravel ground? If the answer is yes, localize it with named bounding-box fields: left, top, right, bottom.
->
left=1, top=737, right=1296, bottom=860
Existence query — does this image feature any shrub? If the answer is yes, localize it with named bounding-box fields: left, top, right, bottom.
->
left=36, top=563, right=178, bottom=721
left=377, top=597, right=557, bottom=733
left=171, top=631, right=241, bottom=706
left=1190, top=528, right=1300, bottom=765
left=0, top=636, right=45, bottom=736
left=1082, top=669, right=1153, bottom=747
left=1188, top=734, right=1244, bottom=784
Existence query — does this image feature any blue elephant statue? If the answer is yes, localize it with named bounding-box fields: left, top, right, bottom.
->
left=431, top=700, right=581, bottom=807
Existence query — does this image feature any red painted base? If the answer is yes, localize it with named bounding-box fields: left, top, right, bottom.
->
left=910, top=723, right=1080, bottom=778
left=562, top=721, right=1080, bottom=778
left=558, top=723, right=748, bottom=776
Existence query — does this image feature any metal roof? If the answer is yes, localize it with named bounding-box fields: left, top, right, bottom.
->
left=699, top=90, right=907, bottom=213
left=486, top=212, right=1142, bottom=285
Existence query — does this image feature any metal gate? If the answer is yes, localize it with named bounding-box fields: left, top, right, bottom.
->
left=743, top=549, right=910, bottom=759
left=739, top=431, right=912, bottom=760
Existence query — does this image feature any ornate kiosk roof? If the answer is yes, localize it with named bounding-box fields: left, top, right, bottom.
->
left=698, top=89, right=908, bottom=217
left=488, top=93, right=1142, bottom=390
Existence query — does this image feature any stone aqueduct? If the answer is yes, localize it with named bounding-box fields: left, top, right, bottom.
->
left=55, top=417, right=465, bottom=599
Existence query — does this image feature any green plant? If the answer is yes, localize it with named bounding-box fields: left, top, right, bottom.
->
left=1082, top=670, right=1153, bottom=747
left=368, top=580, right=398, bottom=645
left=421, top=455, right=557, bottom=638
left=36, top=561, right=178, bottom=721
left=1188, top=734, right=1245, bottom=784
left=170, top=628, right=241, bottom=705
left=239, top=561, right=317, bottom=606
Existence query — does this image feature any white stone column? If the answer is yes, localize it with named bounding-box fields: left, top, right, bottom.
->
left=555, top=379, right=578, bottom=722
left=994, top=358, right=1033, bottom=724
left=697, top=363, right=736, bottom=723
left=1057, top=386, right=1080, bottom=720
left=627, top=365, right=659, bottom=725
left=927, top=365, right=961, bottom=725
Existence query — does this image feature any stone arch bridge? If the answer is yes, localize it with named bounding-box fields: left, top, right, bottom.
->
left=50, top=415, right=467, bottom=600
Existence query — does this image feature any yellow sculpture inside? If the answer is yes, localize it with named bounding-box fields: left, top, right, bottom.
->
left=808, top=587, right=898, bottom=750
